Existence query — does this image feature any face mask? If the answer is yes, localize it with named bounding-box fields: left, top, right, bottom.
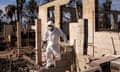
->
left=48, top=26, right=54, bottom=31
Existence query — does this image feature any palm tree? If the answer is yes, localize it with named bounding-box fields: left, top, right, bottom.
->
left=16, top=0, right=25, bottom=22
left=0, top=9, right=3, bottom=21
left=102, top=1, right=112, bottom=28
left=0, top=9, right=3, bottom=16
left=26, top=0, right=38, bottom=25
left=5, top=5, right=16, bottom=22
left=28, top=0, right=37, bottom=15
left=0, top=9, right=3, bottom=34
left=76, top=1, right=82, bottom=18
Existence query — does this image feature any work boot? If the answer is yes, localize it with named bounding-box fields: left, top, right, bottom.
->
left=48, top=64, right=55, bottom=68
left=45, top=64, right=56, bottom=69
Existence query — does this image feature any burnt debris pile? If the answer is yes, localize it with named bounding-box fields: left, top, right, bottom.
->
left=0, top=58, right=31, bottom=72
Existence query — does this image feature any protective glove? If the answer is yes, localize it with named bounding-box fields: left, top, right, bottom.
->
left=64, top=42, right=69, bottom=47
left=63, top=42, right=69, bottom=52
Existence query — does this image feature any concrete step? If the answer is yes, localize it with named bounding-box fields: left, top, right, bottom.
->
left=41, top=52, right=73, bottom=63
left=31, top=47, right=74, bottom=72
left=39, top=66, right=70, bottom=72
left=61, top=52, right=74, bottom=60
left=56, top=60, right=71, bottom=68
left=38, top=59, right=71, bottom=72
left=30, top=61, right=71, bottom=72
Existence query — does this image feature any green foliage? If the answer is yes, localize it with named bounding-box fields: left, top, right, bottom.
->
left=28, top=0, right=37, bottom=14
left=24, top=0, right=38, bottom=24
left=5, top=5, right=16, bottom=21
left=106, top=0, right=112, bottom=3
left=0, top=9, right=3, bottom=16
left=18, top=0, right=25, bottom=4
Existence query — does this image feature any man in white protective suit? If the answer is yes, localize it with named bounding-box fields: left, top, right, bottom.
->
left=41, top=20, right=67, bottom=69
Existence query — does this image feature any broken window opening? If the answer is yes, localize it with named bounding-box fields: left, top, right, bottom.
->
left=66, top=0, right=83, bottom=19
left=47, top=6, right=55, bottom=22
left=95, top=0, right=120, bottom=31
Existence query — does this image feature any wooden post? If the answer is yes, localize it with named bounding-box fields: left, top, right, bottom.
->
left=35, top=19, right=42, bottom=65
left=17, top=22, right=21, bottom=56
left=55, top=6, right=60, bottom=28
left=111, top=14, right=118, bottom=30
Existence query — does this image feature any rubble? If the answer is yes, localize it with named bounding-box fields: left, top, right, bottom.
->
left=0, top=58, right=30, bottom=72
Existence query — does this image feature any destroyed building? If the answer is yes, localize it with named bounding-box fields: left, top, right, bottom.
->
left=0, top=0, right=120, bottom=72
left=36, top=0, right=120, bottom=72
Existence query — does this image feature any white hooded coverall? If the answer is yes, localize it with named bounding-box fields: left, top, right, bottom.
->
left=43, top=27, right=67, bottom=66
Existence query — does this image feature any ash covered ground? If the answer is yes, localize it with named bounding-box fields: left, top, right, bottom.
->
left=0, top=52, right=37, bottom=72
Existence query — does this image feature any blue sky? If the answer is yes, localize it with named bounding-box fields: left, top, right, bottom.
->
left=0, top=0, right=41, bottom=12
left=0, top=0, right=16, bottom=5
left=0, top=0, right=16, bottom=13
left=99, top=0, right=120, bottom=11
left=0, top=0, right=120, bottom=12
